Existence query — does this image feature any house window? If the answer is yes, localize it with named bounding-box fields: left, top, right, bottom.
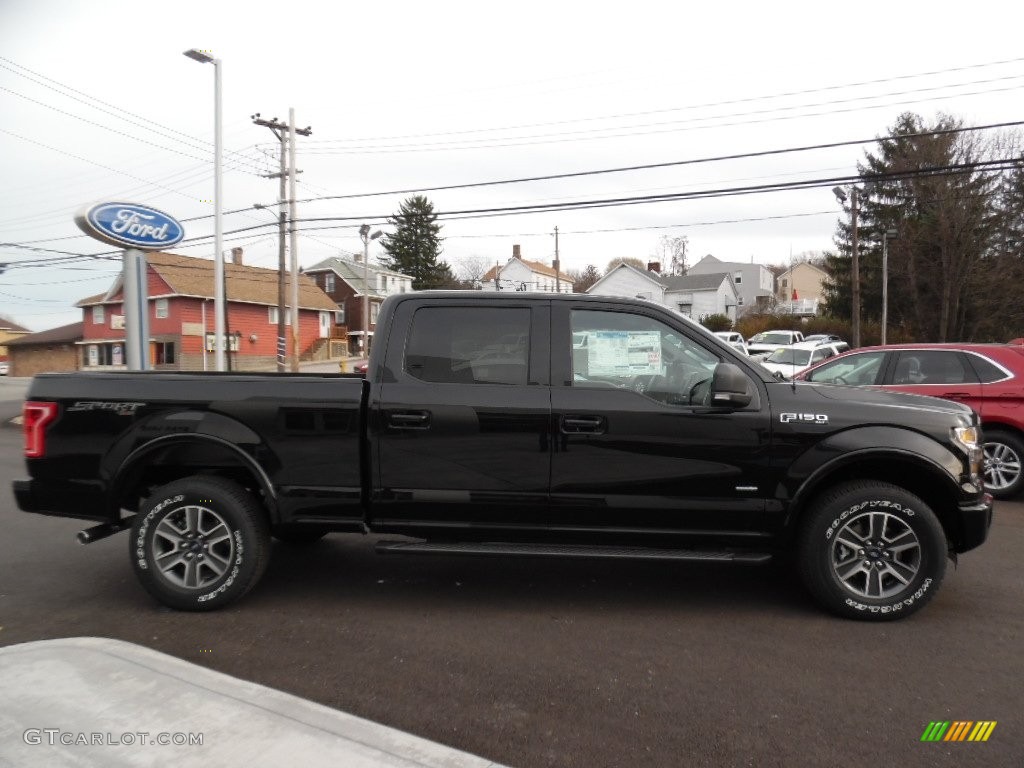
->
left=154, top=342, right=176, bottom=365
left=92, top=305, right=105, bottom=324
left=335, top=307, right=346, bottom=325
left=738, top=296, right=744, bottom=305
left=83, top=342, right=124, bottom=367
left=370, top=302, right=379, bottom=323
left=154, top=298, right=169, bottom=319
left=782, top=279, right=788, bottom=288
left=268, top=307, right=292, bottom=325
left=324, top=273, right=335, bottom=293
left=678, top=303, right=693, bottom=317
left=734, top=272, right=743, bottom=285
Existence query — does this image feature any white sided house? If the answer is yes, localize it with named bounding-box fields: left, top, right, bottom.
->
left=480, top=244, right=572, bottom=293
left=587, top=262, right=739, bottom=322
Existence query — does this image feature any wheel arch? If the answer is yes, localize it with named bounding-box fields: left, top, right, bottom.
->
left=782, top=450, right=965, bottom=551
left=110, top=434, right=278, bottom=522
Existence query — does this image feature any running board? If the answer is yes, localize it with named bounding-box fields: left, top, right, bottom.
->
left=375, top=540, right=771, bottom=563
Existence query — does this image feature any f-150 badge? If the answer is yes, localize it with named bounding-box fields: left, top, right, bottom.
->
left=780, top=412, right=828, bottom=425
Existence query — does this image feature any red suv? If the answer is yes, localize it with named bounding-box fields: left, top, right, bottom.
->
left=798, top=342, right=1024, bottom=499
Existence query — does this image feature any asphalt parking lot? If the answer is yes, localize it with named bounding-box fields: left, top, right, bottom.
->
left=0, top=425, right=1021, bottom=767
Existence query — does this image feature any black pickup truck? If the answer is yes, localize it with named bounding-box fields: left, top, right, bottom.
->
left=14, top=292, right=992, bottom=620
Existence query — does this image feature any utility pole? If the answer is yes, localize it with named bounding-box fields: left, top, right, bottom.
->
left=251, top=111, right=312, bottom=372
left=554, top=226, right=560, bottom=293
left=850, top=187, right=861, bottom=348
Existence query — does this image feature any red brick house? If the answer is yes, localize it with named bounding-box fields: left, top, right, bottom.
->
left=76, top=250, right=338, bottom=371
left=303, top=256, right=414, bottom=355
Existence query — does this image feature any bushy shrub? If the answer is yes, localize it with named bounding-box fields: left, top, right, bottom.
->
left=701, top=314, right=733, bottom=332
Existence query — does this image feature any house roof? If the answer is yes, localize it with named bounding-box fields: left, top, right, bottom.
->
left=482, top=257, right=559, bottom=282
left=0, top=317, right=31, bottom=333
left=778, top=261, right=829, bottom=279
left=76, top=252, right=336, bottom=311
left=586, top=262, right=664, bottom=295
left=659, top=271, right=736, bottom=293
left=304, top=257, right=410, bottom=299
left=6, top=321, right=84, bottom=347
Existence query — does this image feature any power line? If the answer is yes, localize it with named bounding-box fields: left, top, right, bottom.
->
left=304, top=56, right=1024, bottom=145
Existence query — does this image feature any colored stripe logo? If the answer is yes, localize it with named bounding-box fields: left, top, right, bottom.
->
left=921, top=721, right=997, bottom=742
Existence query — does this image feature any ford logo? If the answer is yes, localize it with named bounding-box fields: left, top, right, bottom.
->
left=75, top=202, right=185, bottom=250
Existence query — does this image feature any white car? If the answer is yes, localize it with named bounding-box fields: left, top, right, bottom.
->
left=759, top=341, right=850, bottom=379
left=713, top=331, right=748, bottom=355
left=746, top=330, right=805, bottom=358
left=0, top=361, right=8, bottom=376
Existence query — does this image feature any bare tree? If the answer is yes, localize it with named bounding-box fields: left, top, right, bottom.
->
left=605, top=257, right=647, bottom=274
left=564, top=264, right=601, bottom=293
left=652, top=234, right=689, bottom=275
left=453, top=255, right=492, bottom=289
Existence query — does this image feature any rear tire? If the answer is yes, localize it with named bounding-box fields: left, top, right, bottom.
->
left=798, top=481, right=947, bottom=621
left=130, top=476, right=270, bottom=611
left=983, top=429, right=1024, bottom=499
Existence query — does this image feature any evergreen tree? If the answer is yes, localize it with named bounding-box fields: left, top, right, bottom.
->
left=380, top=195, right=450, bottom=290
left=824, top=113, right=998, bottom=341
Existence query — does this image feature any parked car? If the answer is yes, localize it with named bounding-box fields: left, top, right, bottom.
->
left=340, top=358, right=369, bottom=375
left=799, top=342, right=1024, bottom=499
left=713, top=331, right=748, bottom=355
left=0, top=361, right=8, bottom=376
left=746, top=330, right=805, bottom=358
left=759, top=340, right=850, bottom=379
left=803, top=334, right=845, bottom=345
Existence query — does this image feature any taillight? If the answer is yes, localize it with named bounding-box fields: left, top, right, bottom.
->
left=23, top=401, right=58, bottom=458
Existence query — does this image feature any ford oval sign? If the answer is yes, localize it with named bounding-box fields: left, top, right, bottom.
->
left=75, top=202, right=185, bottom=250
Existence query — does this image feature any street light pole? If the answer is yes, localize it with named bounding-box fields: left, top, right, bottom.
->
left=359, top=225, right=383, bottom=356
left=881, top=229, right=898, bottom=346
left=184, top=49, right=225, bottom=371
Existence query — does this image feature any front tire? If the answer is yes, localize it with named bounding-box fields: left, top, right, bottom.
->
left=798, top=481, right=947, bottom=621
left=983, top=429, right=1024, bottom=499
left=130, top=476, right=270, bottom=611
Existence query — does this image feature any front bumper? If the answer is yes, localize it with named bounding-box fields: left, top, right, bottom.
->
left=953, top=493, right=994, bottom=553
left=13, top=479, right=113, bottom=523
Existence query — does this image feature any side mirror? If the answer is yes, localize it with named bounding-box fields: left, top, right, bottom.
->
left=710, top=363, right=753, bottom=408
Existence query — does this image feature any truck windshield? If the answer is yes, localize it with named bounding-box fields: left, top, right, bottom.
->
left=766, top=348, right=811, bottom=366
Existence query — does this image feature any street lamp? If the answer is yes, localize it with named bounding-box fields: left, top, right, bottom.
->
left=359, top=224, right=383, bottom=356
left=833, top=185, right=861, bottom=348
left=184, top=48, right=225, bottom=371
left=881, top=229, right=898, bottom=346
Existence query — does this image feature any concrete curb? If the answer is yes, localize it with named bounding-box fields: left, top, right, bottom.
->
left=0, top=637, right=506, bottom=767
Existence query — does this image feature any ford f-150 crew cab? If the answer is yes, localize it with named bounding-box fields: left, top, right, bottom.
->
left=14, top=293, right=993, bottom=620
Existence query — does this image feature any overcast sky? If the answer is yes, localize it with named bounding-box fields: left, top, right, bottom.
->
left=2, top=0, right=1023, bottom=330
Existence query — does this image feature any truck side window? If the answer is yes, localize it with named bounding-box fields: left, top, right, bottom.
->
left=571, top=310, right=719, bottom=406
left=406, top=307, right=531, bottom=385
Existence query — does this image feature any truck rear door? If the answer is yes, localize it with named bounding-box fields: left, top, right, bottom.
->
left=369, top=298, right=551, bottom=532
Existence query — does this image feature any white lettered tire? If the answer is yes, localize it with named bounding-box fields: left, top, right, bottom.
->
left=130, top=476, right=270, bottom=611
left=798, top=481, right=947, bottom=621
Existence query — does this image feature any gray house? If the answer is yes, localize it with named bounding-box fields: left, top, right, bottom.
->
left=687, top=255, right=774, bottom=315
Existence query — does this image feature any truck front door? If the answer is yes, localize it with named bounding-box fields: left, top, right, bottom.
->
left=549, top=303, right=772, bottom=540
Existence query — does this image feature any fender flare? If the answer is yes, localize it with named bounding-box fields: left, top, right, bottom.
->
left=781, top=426, right=965, bottom=528
left=110, top=433, right=277, bottom=518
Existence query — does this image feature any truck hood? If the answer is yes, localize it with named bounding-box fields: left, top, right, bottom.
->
left=793, top=382, right=974, bottom=420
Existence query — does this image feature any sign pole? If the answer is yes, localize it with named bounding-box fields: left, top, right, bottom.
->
left=123, top=248, right=144, bottom=370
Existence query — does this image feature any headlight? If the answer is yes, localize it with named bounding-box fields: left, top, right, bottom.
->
left=952, top=426, right=980, bottom=450
left=952, top=426, right=983, bottom=479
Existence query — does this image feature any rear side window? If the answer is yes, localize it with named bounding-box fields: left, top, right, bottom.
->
left=965, top=353, right=1011, bottom=383
left=405, top=307, right=530, bottom=385
left=906, top=351, right=978, bottom=385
